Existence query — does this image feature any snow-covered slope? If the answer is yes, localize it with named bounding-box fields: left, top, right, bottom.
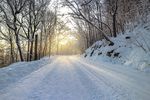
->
left=0, top=57, right=53, bottom=91
left=84, top=23, right=150, bottom=72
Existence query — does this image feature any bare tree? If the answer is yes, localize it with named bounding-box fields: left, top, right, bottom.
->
left=0, top=0, right=28, bottom=61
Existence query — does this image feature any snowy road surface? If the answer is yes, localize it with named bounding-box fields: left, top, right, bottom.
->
left=0, top=56, right=150, bottom=100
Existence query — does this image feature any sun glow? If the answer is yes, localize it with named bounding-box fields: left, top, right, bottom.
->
left=51, top=33, right=80, bottom=55
left=58, top=34, right=77, bottom=45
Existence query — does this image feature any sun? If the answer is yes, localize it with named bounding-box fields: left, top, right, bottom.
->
left=51, top=32, right=80, bottom=54
left=59, top=34, right=76, bottom=45
left=60, top=39, right=68, bottom=45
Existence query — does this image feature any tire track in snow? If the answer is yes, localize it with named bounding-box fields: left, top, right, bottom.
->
left=76, top=58, right=150, bottom=100
left=27, top=57, right=90, bottom=100
left=71, top=60, right=131, bottom=100
left=0, top=56, right=149, bottom=100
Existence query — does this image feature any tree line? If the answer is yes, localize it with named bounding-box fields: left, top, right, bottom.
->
left=0, top=0, right=58, bottom=65
left=64, top=0, right=150, bottom=51
left=0, top=0, right=149, bottom=66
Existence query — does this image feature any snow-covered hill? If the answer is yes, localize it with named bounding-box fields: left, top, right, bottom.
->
left=84, top=23, right=150, bottom=72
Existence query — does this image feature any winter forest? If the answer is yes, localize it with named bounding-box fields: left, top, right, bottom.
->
left=0, top=0, right=149, bottom=67
left=0, top=0, right=150, bottom=99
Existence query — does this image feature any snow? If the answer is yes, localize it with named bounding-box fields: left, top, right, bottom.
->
left=0, top=56, right=150, bottom=100
left=84, top=22, right=150, bottom=72
left=0, top=57, right=53, bottom=91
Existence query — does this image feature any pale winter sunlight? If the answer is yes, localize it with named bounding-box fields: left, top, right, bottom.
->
left=58, top=34, right=76, bottom=45
left=52, top=32, right=80, bottom=55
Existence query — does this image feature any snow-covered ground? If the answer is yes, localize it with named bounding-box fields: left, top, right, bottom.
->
left=0, top=56, right=150, bottom=100
left=84, top=23, right=150, bottom=72
left=0, top=57, right=53, bottom=91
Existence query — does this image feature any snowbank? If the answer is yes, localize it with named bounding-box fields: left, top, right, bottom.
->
left=0, top=57, right=53, bottom=91
left=84, top=23, right=150, bottom=73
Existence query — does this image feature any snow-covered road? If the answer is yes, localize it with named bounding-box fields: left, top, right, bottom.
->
left=0, top=56, right=150, bottom=100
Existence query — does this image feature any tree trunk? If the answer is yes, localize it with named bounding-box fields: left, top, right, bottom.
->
left=43, top=37, right=48, bottom=56
left=112, top=0, right=118, bottom=37
left=15, top=35, right=24, bottom=61
left=29, top=40, right=34, bottom=61
left=29, top=29, right=36, bottom=61
left=27, top=40, right=30, bottom=61
left=56, top=36, right=59, bottom=55
left=39, top=29, right=43, bottom=58
left=48, top=36, right=52, bottom=57
left=10, top=38, right=14, bottom=63
left=34, top=34, right=38, bottom=60
left=112, top=14, right=117, bottom=37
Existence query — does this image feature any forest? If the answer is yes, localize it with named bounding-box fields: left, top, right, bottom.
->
left=0, top=0, right=149, bottom=67
left=0, top=0, right=150, bottom=99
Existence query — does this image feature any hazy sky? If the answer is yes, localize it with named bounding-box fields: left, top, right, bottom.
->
left=49, top=0, right=75, bottom=31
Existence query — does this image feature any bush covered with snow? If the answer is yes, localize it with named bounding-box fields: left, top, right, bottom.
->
left=84, top=23, right=150, bottom=72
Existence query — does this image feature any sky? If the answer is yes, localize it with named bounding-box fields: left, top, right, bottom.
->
left=49, top=0, right=75, bottom=31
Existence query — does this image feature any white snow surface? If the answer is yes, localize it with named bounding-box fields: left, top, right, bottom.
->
left=0, top=57, right=53, bottom=90
left=84, top=23, right=150, bottom=72
left=0, top=56, right=150, bottom=100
